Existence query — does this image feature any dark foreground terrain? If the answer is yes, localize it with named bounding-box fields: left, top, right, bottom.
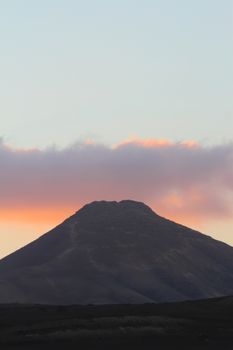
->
left=1, top=296, right=233, bottom=349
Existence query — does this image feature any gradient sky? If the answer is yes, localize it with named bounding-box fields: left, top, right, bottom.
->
left=0, top=0, right=232, bottom=258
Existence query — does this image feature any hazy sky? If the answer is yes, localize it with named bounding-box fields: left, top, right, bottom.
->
left=0, top=0, right=232, bottom=258
left=1, top=0, right=232, bottom=148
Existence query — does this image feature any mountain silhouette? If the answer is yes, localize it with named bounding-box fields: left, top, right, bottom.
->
left=0, top=200, right=233, bottom=304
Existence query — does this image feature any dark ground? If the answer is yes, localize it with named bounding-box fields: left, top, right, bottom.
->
left=1, top=296, right=233, bottom=349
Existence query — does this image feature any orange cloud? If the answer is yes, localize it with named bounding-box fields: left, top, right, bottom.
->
left=115, top=137, right=173, bottom=148
left=180, top=140, right=199, bottom=149
left=114, top=137, right=199, bottom=149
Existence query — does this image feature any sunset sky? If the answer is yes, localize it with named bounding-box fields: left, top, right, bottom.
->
left=0, top=0, right=232, bottom=258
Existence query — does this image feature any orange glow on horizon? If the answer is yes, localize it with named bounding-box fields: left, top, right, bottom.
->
left=0, top=201, right=205, bottom=228
left=0, top=207, right=79, bottom=225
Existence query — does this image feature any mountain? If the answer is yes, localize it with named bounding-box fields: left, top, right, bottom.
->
left=0, top=200, right=233, bottom=304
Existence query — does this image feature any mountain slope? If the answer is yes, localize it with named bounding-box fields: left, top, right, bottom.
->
left=0, top=200, right=233, bottom=304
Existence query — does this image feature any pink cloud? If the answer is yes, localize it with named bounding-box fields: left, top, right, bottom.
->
left=0, top=138, right=233, bottom=225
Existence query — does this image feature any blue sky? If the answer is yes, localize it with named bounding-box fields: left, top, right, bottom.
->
left=0, top=0, right=232, bottom=148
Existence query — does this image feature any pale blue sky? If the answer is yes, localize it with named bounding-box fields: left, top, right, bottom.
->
left=0, top=0, right=232, bottom=148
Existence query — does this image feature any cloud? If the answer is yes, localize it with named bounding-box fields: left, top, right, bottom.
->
left=0, top=138, right=233, bottom=225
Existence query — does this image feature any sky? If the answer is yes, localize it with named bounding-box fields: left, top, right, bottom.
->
left=0, top=0, right=232, bottom=258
